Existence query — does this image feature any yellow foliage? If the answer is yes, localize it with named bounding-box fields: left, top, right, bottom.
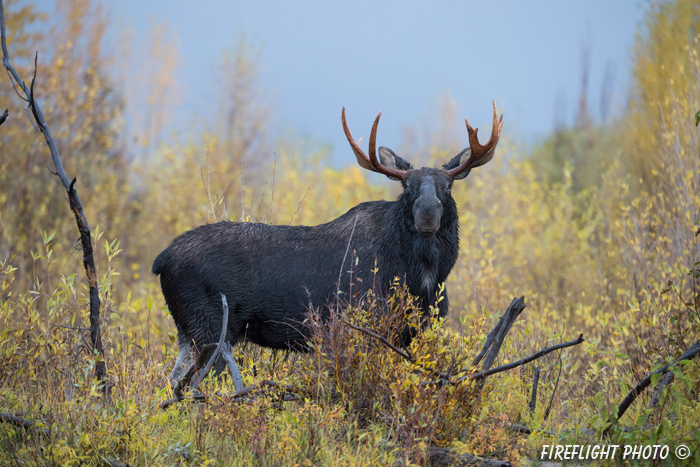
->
left=2, top=0, right=700, bottom=464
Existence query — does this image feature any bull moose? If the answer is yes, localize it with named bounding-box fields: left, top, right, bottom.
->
left=153, top=104, right=503, bottom=386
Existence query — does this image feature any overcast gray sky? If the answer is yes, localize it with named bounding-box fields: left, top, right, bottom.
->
left=41, top=0, right=648, bottom=162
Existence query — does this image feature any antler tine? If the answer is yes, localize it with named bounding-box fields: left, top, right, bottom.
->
left=342, top=107, right=375, bottom=171
left=466, top=100, right=503, bottom=165
left=446, top=101, right=503, bottom=178
left=367, top=111, right=381, bottom=168
left=342, top=108, right=408, bottom=180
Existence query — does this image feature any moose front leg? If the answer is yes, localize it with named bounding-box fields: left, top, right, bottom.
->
left=437, top=289, right=450, bottom=319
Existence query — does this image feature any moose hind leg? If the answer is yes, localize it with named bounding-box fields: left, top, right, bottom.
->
left=168, top=338, right=194, bottom=389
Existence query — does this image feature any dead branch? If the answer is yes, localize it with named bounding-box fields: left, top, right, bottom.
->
left=507, top=424, right=535, bottom=435
left=0, top=412, right=48, bottom=435
left=466, top=296, right=527, bottom=404
left=649, top=370, right=674, bottom=409
left=100, top=457, right=131, bottom=467
left=161, top=379, right=305, bottom=409
left=543, top=351, right=563, bottom=422
left=473, top=296, right=526, bottom=369
left=344, top=295, right=584, bottom=390
left=343, top=319, right=412, bottom=361
left=529, top=366, right=540, bottom=414
left=611, top=340, right=700, bottom=428
left=460, top=334, right=584, bottom=383
left=172, top=294, right=247, bottom=397
left=429, top=446, right=511, bottom=467
left=0, top=108, right=7, bottom=125
left=0, top=412, right=36, bottom=429
left=343, top=319, right=451, bottom=380
left=220, top=341, right=244, bottom=392
left=506, top=423, right=594, bottom=438
left=0, top=0, right=108, bottom=397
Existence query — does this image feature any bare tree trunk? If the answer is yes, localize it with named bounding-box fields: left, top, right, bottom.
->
left=0, top=0, right=108, bottom=398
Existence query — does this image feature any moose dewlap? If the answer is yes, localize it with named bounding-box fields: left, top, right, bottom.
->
left=153, top=104, right=503, bottom=387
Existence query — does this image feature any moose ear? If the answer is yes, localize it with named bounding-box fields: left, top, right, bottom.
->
left=378, top=147, right=412, bottom=180
left=443, top=148, right=472, bottom=180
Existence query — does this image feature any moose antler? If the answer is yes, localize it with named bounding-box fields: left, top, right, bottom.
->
left=342, top=107, right=408, bottom=180
left=446, top=101, right=503, bottom=178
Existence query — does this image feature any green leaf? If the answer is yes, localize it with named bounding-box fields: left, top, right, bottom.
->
left=595, top=391, right=604, bottom=409
left=696, top=110, right=700, bottom=126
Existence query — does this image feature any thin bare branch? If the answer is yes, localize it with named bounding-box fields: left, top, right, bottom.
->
left=337, top=211, right=359, bottom=293
left=24, top=104, right=38, bottom=131
left=1, top=13, right=69, bottom=188
left=0, top=3, right=29, bottom=103
left=612, top=340, right=700, bottom=425
left=649, top=370, right=674, bottom=410
left=343, top=295, right=583, bottom=388
left=4, top=66, right=27, bottom=102
left=343, top=319, right=412, bottom=361
left=100, top=456, right=131, bottom=467
left=529, top=366, right=540, bottom=414
left=54, top=324, right=90, bottom=331
left=429, top=446, right=511, bottom=467
left=270, top=153, right=277, bottom=224
left=463, top=334, right=585, bottom=382
left=543, top=353, right=563, bottom=422
left=161, top=379, right=305, bottom=409
left=506, top=424, right=565, bottom=438
left=289, top=186, right=310, bottom=224
left=343, top=319, right=451, bottom=380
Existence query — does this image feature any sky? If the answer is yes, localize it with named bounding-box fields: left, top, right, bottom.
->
left=37, top=0, right=648, bottom=164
